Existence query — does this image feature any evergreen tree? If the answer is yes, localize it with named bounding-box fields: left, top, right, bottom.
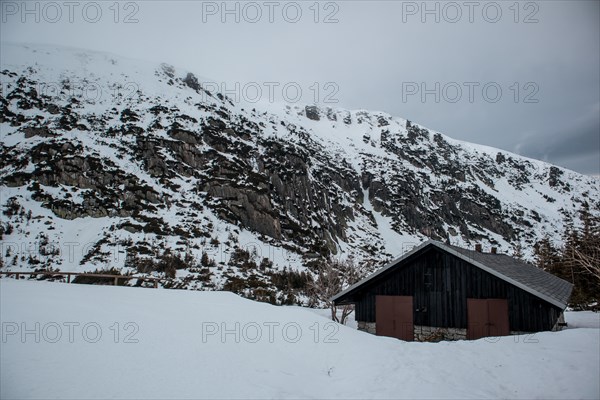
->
left=200, top=252, right=210, bottom=267
left=535, top=205, right=600, bottom=309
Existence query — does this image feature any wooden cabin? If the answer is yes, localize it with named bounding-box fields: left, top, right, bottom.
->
left=332, top=240, right=573, bottom=341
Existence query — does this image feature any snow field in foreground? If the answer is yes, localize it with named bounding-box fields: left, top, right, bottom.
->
left=1, top=279, right=598, bottom=399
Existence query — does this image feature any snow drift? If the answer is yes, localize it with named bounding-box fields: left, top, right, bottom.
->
left=1, top=279, right=598, bottom=399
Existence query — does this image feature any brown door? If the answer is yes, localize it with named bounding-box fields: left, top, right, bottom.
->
left=467, top=299, right=488, bottom=340
left=467, top=299, right=510, bottom=340
left=376, top=296, right=413, bottom=341
left=487, top=299, right=510, bottom=337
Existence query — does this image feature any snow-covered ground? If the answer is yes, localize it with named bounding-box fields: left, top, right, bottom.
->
left=1, top=279, right=598, bottom=399
left=564, top=311, right=600, bottom=329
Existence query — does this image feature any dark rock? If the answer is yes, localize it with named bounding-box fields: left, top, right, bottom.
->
left=305, top=105, right=320, bottom=121
left=23, top=126, right=56, bottom=138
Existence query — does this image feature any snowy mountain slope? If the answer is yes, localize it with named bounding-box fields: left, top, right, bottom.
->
left=0, top=43, right=599, bottom=300
left=1, top=279, right=598, bottom=399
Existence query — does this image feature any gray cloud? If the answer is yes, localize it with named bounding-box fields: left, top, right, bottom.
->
left=515, top=102, right=600, bottom=174
left=0, top=0, right=598, bottom=175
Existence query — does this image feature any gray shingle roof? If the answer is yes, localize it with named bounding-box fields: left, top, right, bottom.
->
left=332, top=240, right=573, bottom=309
left=442, top=242, right=573, bottom=308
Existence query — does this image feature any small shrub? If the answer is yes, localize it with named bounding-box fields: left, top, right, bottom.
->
left=3, top=198, right=21, bottom=217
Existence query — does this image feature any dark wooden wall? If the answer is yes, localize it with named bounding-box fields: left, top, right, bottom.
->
left=354, top=247, right=562, bottom=332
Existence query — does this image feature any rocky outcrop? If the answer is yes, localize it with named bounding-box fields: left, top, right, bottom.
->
left=1, top=44, right=598, bottom=298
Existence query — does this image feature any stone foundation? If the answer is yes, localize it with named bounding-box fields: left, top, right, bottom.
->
left=357, top=321, right=376, bottom=334
left=357, top=321, right=467, bottom=341
left=413, top=325, right=467, bottom=341
left=356, top=319, right=566, bottom=341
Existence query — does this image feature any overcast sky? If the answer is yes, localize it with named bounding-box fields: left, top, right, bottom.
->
left=1, top=0, right=598, bottom=175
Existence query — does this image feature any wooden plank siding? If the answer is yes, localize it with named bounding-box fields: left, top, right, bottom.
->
left=353, top=247, right=562, bottom=332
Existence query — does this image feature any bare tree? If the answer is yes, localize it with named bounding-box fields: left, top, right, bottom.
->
left=564, top=246, right=600, bottom=282
left=563, top=203, right=600, bottom=283
left=308, top=259, right=363, bottom=325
